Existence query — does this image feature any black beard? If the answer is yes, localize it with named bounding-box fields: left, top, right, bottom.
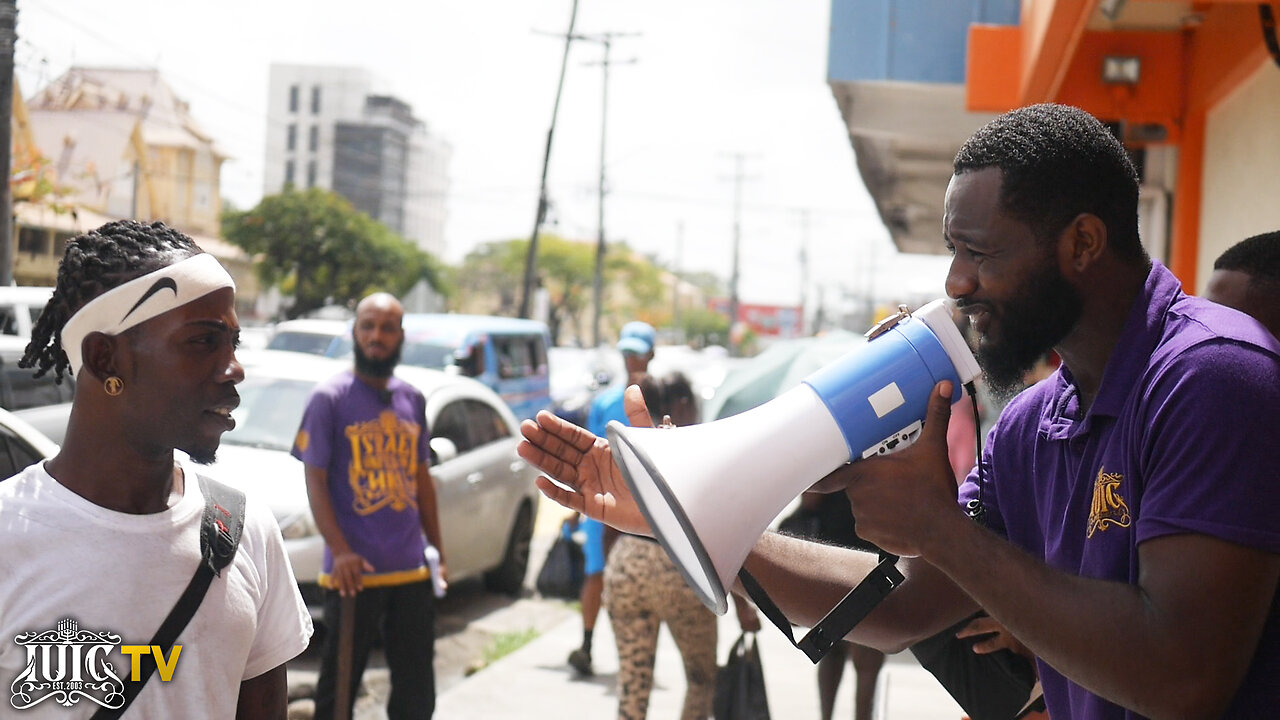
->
left=974, top=258, right=1082, bottom=401
left=354, top=337, right=403, bottom=378
left=187, top=447, right=217, bottom=465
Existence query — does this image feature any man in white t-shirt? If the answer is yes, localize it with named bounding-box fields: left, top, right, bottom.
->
left=0, top=220, right=312, bottom=718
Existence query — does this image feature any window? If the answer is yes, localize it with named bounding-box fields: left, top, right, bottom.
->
left=17, top=227, right=47, bottom=256
left=433, top=402, right=472, bottom=455
left=288, top=84, right=299, bottom=113
left=306, top=160, right=317, bottom=188
left=3, top=367, right=70, bottom=410
left=308, top=125, right=318, bottom=152
left=52, top=233, right=73, bottom=258
left=286, top=124, right=297, bottom=151
left=311, top=86, right=321, bottom=114
left=0, top=426, right=43, bottom=480
left=494, top=337, right=533, bottom=379
left=465, top=400, right=511, bottom=447
left=0, top=353, right=74, bottom=410
left=284, top=160, right=295, bottom=186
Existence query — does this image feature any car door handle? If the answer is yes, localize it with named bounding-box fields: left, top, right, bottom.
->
left=510, top=460, right=525, bottom=473
left=466, top=472, right=483, bottom=485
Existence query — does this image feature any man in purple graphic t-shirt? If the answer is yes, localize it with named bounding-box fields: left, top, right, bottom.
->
left=518, top=105, right=1280, bottom=719
left=293, top=292, right=446, bottom=720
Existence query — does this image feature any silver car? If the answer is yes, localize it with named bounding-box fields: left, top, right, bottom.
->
left=203, top=350, right=540, bottom=598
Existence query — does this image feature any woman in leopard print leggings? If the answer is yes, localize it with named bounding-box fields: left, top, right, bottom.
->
left=603, top=373, right=759, bottom=719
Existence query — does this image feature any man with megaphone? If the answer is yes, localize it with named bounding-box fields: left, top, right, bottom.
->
left=519, top=103, right=1280, bottom=720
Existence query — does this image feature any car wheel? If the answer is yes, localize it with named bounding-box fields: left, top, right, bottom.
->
left=484, top=503, right=533, bottom=596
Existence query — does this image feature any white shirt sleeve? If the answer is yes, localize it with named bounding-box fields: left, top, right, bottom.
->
left=240, top=498, right=314, bottom=680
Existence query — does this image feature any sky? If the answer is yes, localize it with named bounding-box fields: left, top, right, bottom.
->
left=14, top=0, right=953, bottom=317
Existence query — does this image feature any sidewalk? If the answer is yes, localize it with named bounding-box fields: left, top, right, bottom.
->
left=436, top=596, right=965, bottom=719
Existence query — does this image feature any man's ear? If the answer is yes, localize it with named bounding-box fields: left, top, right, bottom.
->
left=1058, top=213, right=1108, bottom=276
left=81, top=332, right=123, bottom=384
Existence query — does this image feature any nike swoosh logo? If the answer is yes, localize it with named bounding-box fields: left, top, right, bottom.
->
left=121, top=277, right=179, bottom=322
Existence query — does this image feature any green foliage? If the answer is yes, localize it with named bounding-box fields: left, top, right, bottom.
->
left=481, top=628, right=540, bottom=665
left=679, top=306, right=730, bottom=349
left=221, top=188, right=442, bottom=318
left=455, top=234, right=665, bottom=344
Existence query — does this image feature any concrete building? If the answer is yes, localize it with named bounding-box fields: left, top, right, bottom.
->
left=263, top=64, right=451, bottom=258
left=827, top=0, right=1280, bottom=293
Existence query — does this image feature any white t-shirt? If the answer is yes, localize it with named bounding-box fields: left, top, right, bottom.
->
left=0, top=458, right=313, bottom=718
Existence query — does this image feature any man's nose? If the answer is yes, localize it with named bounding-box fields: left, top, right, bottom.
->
left=945, top=257, right=976, bottom=300
left=224, top=353, right=245, bottom=384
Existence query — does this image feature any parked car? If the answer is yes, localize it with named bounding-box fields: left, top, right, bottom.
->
left=203, top=350, right=540, bottom=602
left=9, top=349, right=542, bottom=604
left=0, top=285, right=54, bottom=338
left=0, top=336, right=75, bottom=411
left=0, top=406, right=59, bottom=480
left=264, top=318, right=350, bottom=356
left=267, top=314, right=553, bottom=422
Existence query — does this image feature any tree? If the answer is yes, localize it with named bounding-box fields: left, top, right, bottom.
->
left=678, top=306, right=730, bottom=349
left=222, top=188, right=443, bottom=318
left=455, top=235, right=665, bottom=345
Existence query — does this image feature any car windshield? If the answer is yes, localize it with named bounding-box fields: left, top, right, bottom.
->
left=267, top=331, right=340, bottom=356
left=222, top=376, right=317, bottom=451
left=402, top=341, right=458, bottom=369
left=332, top=337, right=458, bottom=370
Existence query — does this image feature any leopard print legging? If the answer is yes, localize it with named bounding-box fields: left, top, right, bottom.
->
left=604, top=535, right=718, bottom=720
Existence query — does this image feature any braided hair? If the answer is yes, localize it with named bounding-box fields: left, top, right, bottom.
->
left=20, top=220, right=203, bottom=382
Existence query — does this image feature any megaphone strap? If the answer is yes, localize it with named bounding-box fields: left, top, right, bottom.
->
left=737, top=552, right=905, bottom=664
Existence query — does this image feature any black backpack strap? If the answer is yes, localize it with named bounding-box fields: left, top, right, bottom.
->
left=91, top=473, right=246, bottom=719
left=738, top=549, right=905, bottom=664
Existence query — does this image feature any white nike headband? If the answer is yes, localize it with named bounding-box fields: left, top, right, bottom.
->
left=60, top=253, right=237, bottom=377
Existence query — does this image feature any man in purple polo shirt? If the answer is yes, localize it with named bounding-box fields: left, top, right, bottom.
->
left=518, top=104, right=1280, bottom=718
left=293, top=292, right=446, bottom=720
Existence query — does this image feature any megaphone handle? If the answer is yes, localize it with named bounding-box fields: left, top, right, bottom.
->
left=738, top=551, right=905, bottom=665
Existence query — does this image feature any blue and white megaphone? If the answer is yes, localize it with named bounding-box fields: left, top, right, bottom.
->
left=607, top=299, right=981, bottom=616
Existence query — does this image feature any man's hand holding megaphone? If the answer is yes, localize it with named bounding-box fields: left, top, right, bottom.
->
left=813, top=380, right=969, bottom=561
left=519, top=385, right=656, bottom=536
left=522, top=378, right=968, bottom=564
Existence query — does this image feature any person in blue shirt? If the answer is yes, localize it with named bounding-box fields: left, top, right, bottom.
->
left=566, top=321, right=655, bottom=676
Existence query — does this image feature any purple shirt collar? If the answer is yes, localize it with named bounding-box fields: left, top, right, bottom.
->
left=1044, top=260, right=1174, bottom=439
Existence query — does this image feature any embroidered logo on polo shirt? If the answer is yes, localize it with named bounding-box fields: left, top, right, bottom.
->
left=1087, top=466, right=1132, bottom=538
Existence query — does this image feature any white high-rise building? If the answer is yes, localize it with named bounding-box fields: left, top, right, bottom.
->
left=263, top=64, right=451, bottom=258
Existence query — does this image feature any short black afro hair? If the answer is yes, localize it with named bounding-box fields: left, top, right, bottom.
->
left=1214, top=231, right=1280, bottom=288
left=954, top=103, right=1145, bottom=264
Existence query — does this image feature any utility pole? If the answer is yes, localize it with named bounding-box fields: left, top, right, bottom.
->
left=797, top=208, right=809, bottom=337
left=519, top=0, right=580, bottom=320
left=672, top=220, right=684, bottom=332
left=0, top=0, right=16, bottom=287
left=581, top=32, right=637, bottom=347
left=720, top=153, right=753, bottom=352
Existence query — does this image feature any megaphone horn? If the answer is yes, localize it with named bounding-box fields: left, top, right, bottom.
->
left=607, top=299, right=981, bottom=616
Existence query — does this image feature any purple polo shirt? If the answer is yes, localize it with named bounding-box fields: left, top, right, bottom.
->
left=292, top=370, right=432, bottom=589
left=959, top=261, right=1280, bottom=719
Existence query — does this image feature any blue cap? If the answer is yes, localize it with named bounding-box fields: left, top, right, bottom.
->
left=617, top=321, right=656, bottom=355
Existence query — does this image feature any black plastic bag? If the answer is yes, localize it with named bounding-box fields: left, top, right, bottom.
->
left=714, top=632, right=771, bottom=720
left=534, top=535, right=584, bottom=600
left=909, top=612, right=1041, bottom=720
